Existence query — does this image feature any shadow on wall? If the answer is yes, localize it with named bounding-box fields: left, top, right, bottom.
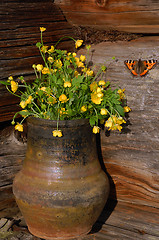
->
left=90, top=134, right=117, bottom=234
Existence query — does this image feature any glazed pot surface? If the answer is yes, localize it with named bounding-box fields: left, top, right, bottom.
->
left=13, top=117, right=109, bottom=239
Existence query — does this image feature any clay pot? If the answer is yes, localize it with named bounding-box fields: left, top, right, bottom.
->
left=13, top=117, right=109, bottom=239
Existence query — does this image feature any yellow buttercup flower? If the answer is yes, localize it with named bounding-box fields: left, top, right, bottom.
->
left=8, top=76, right=13, bottom=81
left=26, top=95, right=32, bottom=104
left=80, top=55, right=86, bottom=62
left=15, top=123, right=23, bottom=132
left=52, top=130, right=62, bottom=137
left=59, top=94, right=68, bottom=103
left=124, top=106, right=131, bottom=112
left=48, top=46, right=54, bottom=53
left=118, top=88, right=125, bottom=100
left=75, top=40, right=83, bottom=48
left=64, top=81, right=71, bottom=88
left=48, top=56, right=53, bottom=63
left=11, top=80, right=18, bottom=93
left=86, top=69, right=94, bottom=76
left=80, top=106, right=87, bottom=113
left=20, top=100, right=27, bottom=109
left=100, top=108, right=107, bottom=115
left=76, top=61, right=84, bottom=68
left=36, top=64, right=43, bottom=71
left=98, top=80, right=106, bottom=86
left=91, top=93, right=103, bottom=104
left=40, top=27, right=46, bottom=32
left=41, top=45, right=48, bottom=53
left=42, top=67, right=50, bottom=74
left=93, top=126, right=100, bottom=134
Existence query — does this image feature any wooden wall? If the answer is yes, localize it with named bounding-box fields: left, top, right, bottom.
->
left=77, top=37, right=159, bottom=239
left=55, top=0, right=159, bottom=33
left=0, top=0, right=75, bottom=122
left=0, top=0, right=75, bottom=218
left=0, top=0, right=159, bottom=239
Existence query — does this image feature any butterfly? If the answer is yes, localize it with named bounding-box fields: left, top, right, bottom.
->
left=124, top=59, right=157, bottom=76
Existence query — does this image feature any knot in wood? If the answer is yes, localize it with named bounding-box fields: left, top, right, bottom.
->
left=95, top=0, right=108, bottom=7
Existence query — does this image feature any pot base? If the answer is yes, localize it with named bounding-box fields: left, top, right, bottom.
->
left=28, top=226, right=92, bottom=240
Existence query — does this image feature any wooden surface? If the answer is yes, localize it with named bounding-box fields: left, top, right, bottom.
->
left=0, top=0, right=75, bottom=122
left=0, top=36, right=159, bottom=239
left=77, top=36, right=159, bottom=238
left=55, top=0, right=159, bottom=33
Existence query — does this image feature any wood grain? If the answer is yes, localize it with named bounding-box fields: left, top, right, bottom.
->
left=55, top=0, right=159, bottom=33
left=0, top=0, right=75, bottom=122
left=77, top=36, right=159, bottom=237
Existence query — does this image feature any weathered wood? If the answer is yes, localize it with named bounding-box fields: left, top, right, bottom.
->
left=0, top=0, right=75, bottom=122
left=55, top=0, right=159, bottom=33
left=77, top=36, right=159, bottom=238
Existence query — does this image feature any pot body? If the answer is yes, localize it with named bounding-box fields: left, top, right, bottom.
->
left=13, top=117, right=109, bottom=239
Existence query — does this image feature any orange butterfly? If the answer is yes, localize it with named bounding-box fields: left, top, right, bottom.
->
left=124, top=59, right=157, bottom=76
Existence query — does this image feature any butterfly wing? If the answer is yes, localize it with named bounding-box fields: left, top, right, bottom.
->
left=139, top=60, right=157, bottom=76
left=124, top=60, right=138, bottom=76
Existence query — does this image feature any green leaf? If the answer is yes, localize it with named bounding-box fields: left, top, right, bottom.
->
left=0, top=81, right=10, bottom=86
left=116, top=104, right=125, bottom=116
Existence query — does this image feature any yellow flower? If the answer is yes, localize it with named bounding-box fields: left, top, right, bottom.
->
left=124, top=106, right=131, bottom=112
left=8, top=76, right=13, bottom=81
left=72, top=53, right=76, bottom=57
left=59, top=94, right=68, bottom=103
left=64, top=81, right=71, bottom=88
left=36, top=64, right=43, bottom=71
left=40, top=27, right=46, bottom=32
left=93, top=126, right=100, bottom=134
left=40, top=87, right=47, bottom=92
left=48, top=46, right=54, bottom=53
left=41, top=45, right=48, bottom=53
left=75, top=40, right=83, bottom=48
left=54, top=59, right=62, bottom=68
left=11, top=80, right=18, bottom=93
left=80, top=106, right=87, bottom=113
left=15, top=123, right=23, bottom=132
left=74, top=71, right=79, bottom=77
left=91, top=93, right=103, bottom=104
left=42, top=67, right=50, bottom=74
left=105, top=116, right=125, bottom=131
left=52, top=130, right=62, bottom=137
left=118, top=88, right=125, bottom=100
left=48, top=56, right=53, bottom=63
left=86, top=69, right=94, bottom=76
left=80, top=55, right=86, bottom=62
left=26, top=96, right=32, bottom=104
left=20, top=100, right=27, bottom=109
left=77, top=61, right=84, bottom=68
left=105, top=117, right=113, bottom=129
left=98, top=80, right=106, bottom=86
left=100, top=108, right=107, bottom=115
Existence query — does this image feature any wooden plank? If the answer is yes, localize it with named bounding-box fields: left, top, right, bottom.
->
left=55, top=0, right=159, bottom=33
left=95, top=200, right=159, bottom=239
left=0, top=0, right=75, bottom=122
left=77, top=36, right=159, bottom=237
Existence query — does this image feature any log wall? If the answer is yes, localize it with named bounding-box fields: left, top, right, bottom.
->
left=0, top=0, right=75, bottom=122
left=78, top=37, right=159, bottom=239
left=55, top=0, right=159, bottom=33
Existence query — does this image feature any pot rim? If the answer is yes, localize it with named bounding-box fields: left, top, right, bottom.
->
left=27, top=116, right=89, bottom=128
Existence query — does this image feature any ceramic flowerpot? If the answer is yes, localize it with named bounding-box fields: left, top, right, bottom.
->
left=13, top=117, right=110, bottom=240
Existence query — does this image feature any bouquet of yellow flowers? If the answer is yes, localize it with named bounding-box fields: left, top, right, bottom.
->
left=0, top=27, right=131, bottom=137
